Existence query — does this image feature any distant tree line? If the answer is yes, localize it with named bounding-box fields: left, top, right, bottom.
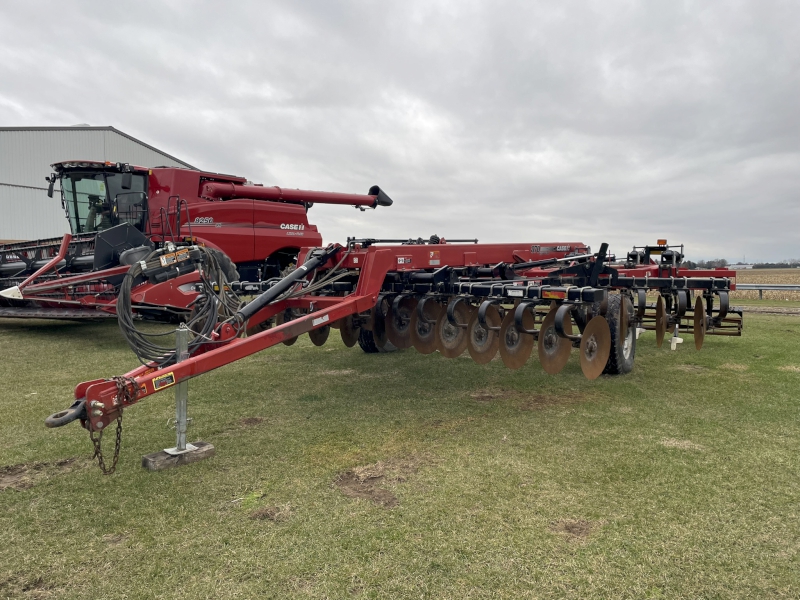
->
left=682, top=259, right=728, bottom=269
left=682, top=259, right=800, bottom=269
left=750, top=261, right=800, bottom=269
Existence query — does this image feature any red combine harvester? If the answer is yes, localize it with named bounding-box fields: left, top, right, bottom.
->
left=0, top=160, right=394, bottom=321
left=44, top=228, right=742, bottom=472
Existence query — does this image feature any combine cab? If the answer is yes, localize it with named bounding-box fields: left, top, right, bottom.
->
left=0, top=160, right=393, bottom=320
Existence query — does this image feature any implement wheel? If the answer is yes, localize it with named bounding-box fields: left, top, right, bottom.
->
left=604, top=294, right=636, bottom=375
left=358, top=329, right=397, bottom=353
left=359, top=300, right=397, bottom=353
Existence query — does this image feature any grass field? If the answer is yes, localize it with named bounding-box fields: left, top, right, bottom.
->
left=1, top=314, right=799, bottom=599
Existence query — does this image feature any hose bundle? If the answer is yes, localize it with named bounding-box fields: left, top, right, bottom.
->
left=117, top=245, right=243, bottom=366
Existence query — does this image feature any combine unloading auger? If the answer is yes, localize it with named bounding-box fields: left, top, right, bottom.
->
left=45, top=236, right=742, bottom=473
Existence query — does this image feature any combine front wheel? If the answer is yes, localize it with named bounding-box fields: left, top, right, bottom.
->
left=207, top=248, right=240, bottom=283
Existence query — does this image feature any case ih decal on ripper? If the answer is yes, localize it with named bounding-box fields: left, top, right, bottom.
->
left=0, top=160, right=395, bottom=320
left=45, top=232, right=743, bottom=472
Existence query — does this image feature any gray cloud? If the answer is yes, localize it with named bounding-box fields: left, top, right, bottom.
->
left=1, top=0, right=798, bottom=261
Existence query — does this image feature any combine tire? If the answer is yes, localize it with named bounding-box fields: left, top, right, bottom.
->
left=603, top=293, right=636, bottom=375
left=208, top=248, right=239, bottom=283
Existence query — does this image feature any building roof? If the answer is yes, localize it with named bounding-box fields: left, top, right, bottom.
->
left=0, top=126, right=197, bottom=170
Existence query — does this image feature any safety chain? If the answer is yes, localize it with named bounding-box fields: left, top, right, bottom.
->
left=90, top=376, right=139, bottom=475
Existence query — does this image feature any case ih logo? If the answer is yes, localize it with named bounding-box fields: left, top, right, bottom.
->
left=280, top=223, right=305, bottom=231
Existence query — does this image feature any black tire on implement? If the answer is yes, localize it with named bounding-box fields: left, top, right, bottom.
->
left=603, top=293, right=636, bottom=375
left=357, top=329, right=398, bottom=353
left=358, top=300, right=398, bottom=353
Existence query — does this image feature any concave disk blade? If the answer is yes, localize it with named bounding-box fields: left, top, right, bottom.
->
left=435, top=302, right=471, bottom=358
left=537, top=305, right=572, bottom=374
left=386, top=297, right=416, bottom=349
left=580, top=316, right=611, bottom=380
left=655, top=296, right=666, bottom=348
left=410, top=301, right=442, bottom=354
left=244, top=320, right=271, bottom=338
left=693, top=296, right=706, bottom=350
left=467, top=305, right=501, bottom=364
left=308, top=324, right=330, bottom=347
left=498, top=308, right=535, bottom=369
left=340, top=314, right=360, bottom=348
left=275, top=309, right=298, bottom=346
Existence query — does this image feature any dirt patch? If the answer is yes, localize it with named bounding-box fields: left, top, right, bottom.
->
left=250, top=504, right=292, bottom=522
left=335, top=472, right=399, bottom=507
left=0, top=464, right=40, bottom=491
left=470, top=389, right=521, bottom=403
left=102, top=533, right=129, bottom=545
left=519, top=392, right=587, bottom=410
left=471, top=386, right=597, bottom=407
left=778, top=365, right=800, bottom=373
left=358, top=370, right=398, bottom=379
left=720, top=363, right=749, bottom=371
left=239, top=416, right=267, bottom=427
left=288, top=574, right=318, bottom=594
left=550, top=518, right=600, bottom=540
left=0, top=457, right=82, bottom=491
left=660, top=438, right=705, bottom=451
left=0, top=573, right=56, bottom=598
left=675, top=365, right=706, bottom=373
left=333, top=458, right=424, bottom=508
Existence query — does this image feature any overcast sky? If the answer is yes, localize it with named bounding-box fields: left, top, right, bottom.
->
left=1, top=1, right=798, bottom=262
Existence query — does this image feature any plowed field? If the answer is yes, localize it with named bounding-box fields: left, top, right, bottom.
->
left=731, top=268, right=800, bottom=300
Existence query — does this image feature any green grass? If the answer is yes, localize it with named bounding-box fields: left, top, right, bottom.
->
left=732, top=298, right=800, bottom=309
left=1, top=315, right=799, bottom=599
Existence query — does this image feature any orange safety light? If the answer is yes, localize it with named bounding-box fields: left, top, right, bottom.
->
left=656, top=239, right=667, bottom=246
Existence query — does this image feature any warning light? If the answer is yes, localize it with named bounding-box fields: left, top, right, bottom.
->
left=656, top=239, right=668, bottom=246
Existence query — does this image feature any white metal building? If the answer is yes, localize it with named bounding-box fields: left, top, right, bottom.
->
left=0, top=126, right=195, bottom=242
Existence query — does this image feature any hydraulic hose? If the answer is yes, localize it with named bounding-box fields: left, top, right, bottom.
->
left=117, top=245, right=242, bottom=366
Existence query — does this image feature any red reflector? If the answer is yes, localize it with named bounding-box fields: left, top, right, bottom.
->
left=542, top=290, right=566, bottom=299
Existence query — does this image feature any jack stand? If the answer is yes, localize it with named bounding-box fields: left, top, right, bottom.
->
left=142, top=325, right=215, bottom=471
